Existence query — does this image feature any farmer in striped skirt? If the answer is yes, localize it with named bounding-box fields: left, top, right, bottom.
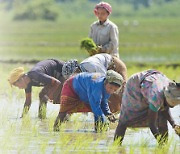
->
left=54, top=70, right=125, bottom=132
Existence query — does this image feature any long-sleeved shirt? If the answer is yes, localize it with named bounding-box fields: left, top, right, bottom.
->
left=79, top=53, right=112, bottom=75
left=72, top=72, right=111, bottom=122
left=119, top=70, right=171, bottom=124
left=25, top=59, right=64, bottom=93
left=89, top=19, right=119, bottom=57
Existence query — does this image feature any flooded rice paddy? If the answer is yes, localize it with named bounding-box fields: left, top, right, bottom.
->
left=0, top=63, right=180, bottom=153
left=0, top=96, right=179, bottom=153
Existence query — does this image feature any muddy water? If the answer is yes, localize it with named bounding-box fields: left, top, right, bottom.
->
left=0, top=97, right=179, bottom=153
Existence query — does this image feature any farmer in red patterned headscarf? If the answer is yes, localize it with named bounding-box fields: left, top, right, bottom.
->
left=89, top=1, right=120, bottom=58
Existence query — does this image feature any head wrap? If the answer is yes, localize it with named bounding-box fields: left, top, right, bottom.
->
left=8, top=67, right=25, bottom=85
left=94, top=1, right=112, bottom=15
left=62, top=60, right=79, bottom=79
left=164, top=81, right=180, bottom=107
left=106, top=70, right=123, bottom=87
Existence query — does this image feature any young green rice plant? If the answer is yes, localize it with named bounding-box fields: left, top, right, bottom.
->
left=0, top=122, right=16, bottom=152
left=68, top=134, right=91, bottom=151
left=129, top=146, right=135, bottom=154
left=47, top=113, right=58, bottom=133
left=152, top=140, right=170, bottom=154
left=20, top=114, right=33, bottom=131
left=108, top=141, right=126, bottom=153
left=139, top=137, right=151, bottom=154
left=40, top=138, right=49, bottom=153
left=54, top=133, right=72, bottom=152
left=16, top=128, right=34, bottom=153
left=80, top=37, right=98, bottom=56
left=171, top=141, right=178, bottom=154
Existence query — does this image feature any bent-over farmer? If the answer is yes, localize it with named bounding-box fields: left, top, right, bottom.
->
left=62, top=53, right=127, bottom=113
left=8, top=59, right=66, bottom=119
left=114, top=70, right=180, bottom=145
left=54, top=70, right=125, bottom=132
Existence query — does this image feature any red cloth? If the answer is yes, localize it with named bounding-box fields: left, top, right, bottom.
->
left=94, top=2, right=112, bottom=15
left=60, top=77, right=91, bottom=113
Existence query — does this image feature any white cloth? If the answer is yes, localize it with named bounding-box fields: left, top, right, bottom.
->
left=80, top=53, right=112, bottom=75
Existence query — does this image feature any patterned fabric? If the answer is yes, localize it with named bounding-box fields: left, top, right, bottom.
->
left=106, top=70, right=123, bottom=86
left=79, top=54, right=127, bottom=114
left=119, top=70, right=171, bottom=125
left=124, top=110, right=168, bottom=129
left=94, top=2, right=112, bottom=15
left=89, top=19, right=119, bottom=57
left=60, top=77, right=91, bottom=113
left=62, top=59, right=79, bottom=79
left=72, top=72, right=111, bottom=123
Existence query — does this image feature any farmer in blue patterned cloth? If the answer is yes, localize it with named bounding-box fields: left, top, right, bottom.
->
left=54, top=70, right=125, bottom=132
left=114, top=70, right=180, bottom=145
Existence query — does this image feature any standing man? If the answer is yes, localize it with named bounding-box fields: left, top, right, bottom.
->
left=89, top=2, right=119, bottom=58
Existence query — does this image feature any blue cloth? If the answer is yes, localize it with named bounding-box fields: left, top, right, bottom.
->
left=72, top=72, right=111, bottom=123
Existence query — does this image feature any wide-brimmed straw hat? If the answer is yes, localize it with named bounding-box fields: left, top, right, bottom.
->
left=8, top=67, right=25, bottom=85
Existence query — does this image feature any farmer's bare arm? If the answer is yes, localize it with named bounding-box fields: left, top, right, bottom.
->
left=162, top=107, right=180, bottom=136
left=114, top=121, right=127, bottom=145
left=112, top=57, right=128, bottom=82
left=54, top=112, right=67, bottom=131
left=161, top=107, right=175, bottom=127
left=148, top=109, right=161, bottom=139
left=22, top=92, right=32, bottom=117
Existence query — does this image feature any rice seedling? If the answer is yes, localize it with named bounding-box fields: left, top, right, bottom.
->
left=80, top=37, right=98, bottom=56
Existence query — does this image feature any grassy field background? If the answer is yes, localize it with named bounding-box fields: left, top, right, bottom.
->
left=0, top=17, right=179, bottom=64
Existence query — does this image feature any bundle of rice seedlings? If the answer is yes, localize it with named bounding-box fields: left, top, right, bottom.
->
left=80, top=38, right=99, bottom=56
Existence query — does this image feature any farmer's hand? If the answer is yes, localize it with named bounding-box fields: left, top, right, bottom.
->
left=174, top=125, right=180, bottom=136
left=54, top=118, right=61, bottom=132
left=41, top=94, right=49, bottom=102
left=97, top=45, right=102, bottom=53
left=95, top=121, right=109, bottom=133
left=47, top=79, right=61, bottom=100
left=107, top=113, right=117, bottom=123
